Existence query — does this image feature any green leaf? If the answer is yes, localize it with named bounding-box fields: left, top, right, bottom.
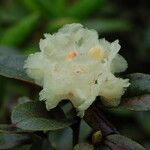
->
left=21, top=0, right=44, bottom=12
left=0, top=52, right=34, bottom=83
left=45, top=17, right=78, bottom=32
left=84, top=19, right=131, bottom=33
left=36, top=0, right=66, bottom=17
left=120, top=94, right=150, bottom=111
left=49, top=128, right=72, bottom=150
left=79, top=120, right=92, bottom=142
left=30, top=139, right=52, bottom=150
left=22, top=0, right=66, bottom=18
left=18, top=96, right=31, bottom=104
left=0, top=14, right=39, bottom=47
left=136, top=112, right=150, bottom=134
left=67, top=0, right=104, bottom=18
left=125, top=73, right=150, bottom=97
left=0, top=47, right=19, bottom=55
left=73, top=143, right=94, bottom=150
left=105, top=134, right=145, bottom=150
left=0, top=133, right=31, bottom=149
left=11, top=101, right=73, bottom=131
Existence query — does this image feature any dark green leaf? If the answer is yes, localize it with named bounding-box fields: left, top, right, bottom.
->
left=0, top=124, right=24, bottom=133
left=49, top=128, right=72, bottom=150
left=120, top=94, right=150, bottom=111
left=105, top=134, right=145, bottom=150
left=79, top=120, right=92, bottom=142
left=30, top=139, right=52, bottom=150
left=73, top=143, right=94, bottom=150
left=0, top=14, right=39, bottom=47
left=107, top=107, right=132, bottom=117
left=136, top=112, right=150, bottom=134
left=11, top=101, right=73, bottom=131
left=0, top=133, right=31, bottom=149
left=0, top=52, right=34, bottom=83
left=15, top=144, right=32, bottom=150
left=125, top=73, right=150, bottom=97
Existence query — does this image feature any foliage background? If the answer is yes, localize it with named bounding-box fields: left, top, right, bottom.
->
left=0, top=0, right=149, bottom=149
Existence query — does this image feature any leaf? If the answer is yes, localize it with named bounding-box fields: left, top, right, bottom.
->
left=125, top=73, right=150, bottom=97
left=79, top=120, right=92, bottom=142
left=11, top=101, right=73, bottom=131
left=120, top=94, right=150, bottom=111
left=45, top=17, right=78, bottom=32
left=49, top=128, right=72, bottom=150
left=30, top=139, right=53, bottom=150
left=0, top=133, right=31, bottom=149
left=136, top=112, right=150, bottom=134
left=0, top=14, right=39, bottom=47
left=18, top=97, right=31, bottom=104
left=73, top=143, right=94, bottom=150
left=0, top=52, right=34, bottom=83
left=36, top=0, right=66, bottom=17
left=84, top=19, right=131, bottom=33
left=0, top=124, right=24, bottom=133
left=0, top=47, right=19, bottom=55
left=67, top=0, right=104, bottom=18
left=21, top=0, right=44, bottom=12
left=105, top=134, right=145, bottom=150
left=22, top=0, right=65, bottom=18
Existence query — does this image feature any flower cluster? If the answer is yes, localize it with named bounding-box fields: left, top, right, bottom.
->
left=24, top=23, right=130, bottom=116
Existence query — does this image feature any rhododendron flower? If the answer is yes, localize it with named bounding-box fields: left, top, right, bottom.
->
left=24, top=23, right=130, bottom=117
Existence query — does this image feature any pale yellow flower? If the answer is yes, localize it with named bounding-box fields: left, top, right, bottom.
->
left=24, top=23, right=130, bottom=117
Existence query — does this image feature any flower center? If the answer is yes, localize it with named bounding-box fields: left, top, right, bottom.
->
left=88, top=48, right=105, bottom=60
left=66, top=51, right=79, bottom=60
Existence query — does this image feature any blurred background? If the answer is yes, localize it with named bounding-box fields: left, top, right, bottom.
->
left=0, top=0, right=149, bottom=149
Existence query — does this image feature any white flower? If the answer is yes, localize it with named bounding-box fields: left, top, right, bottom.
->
left=24, top=23, right=130, bottom=117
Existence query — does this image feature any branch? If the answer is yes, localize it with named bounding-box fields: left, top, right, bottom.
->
left=84, top=103, right=119, bottom=137
left=71, top=117, right=81, bottom=146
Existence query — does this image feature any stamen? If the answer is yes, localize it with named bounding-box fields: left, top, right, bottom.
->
left=66, top=51, right=79, bottom=60
left=88, top=48, right=105, bottom=60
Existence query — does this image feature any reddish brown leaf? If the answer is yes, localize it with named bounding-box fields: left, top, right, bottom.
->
left=105, top=134, right=145, bottom=150
left=121, top=95, right=150, bottom=111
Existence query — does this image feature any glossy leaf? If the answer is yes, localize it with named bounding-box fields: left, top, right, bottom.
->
left=125, top=73, right=150, bottom=97
left=49, top=128, right=72, bottom=150
left=0, top=47, right=19, bottom=55
left=0, top=52, right=34, bottom=83
left=121, top=94, right=150, bottom=111
left=105, top=134, right=145, bottom=150
left=11, top=101, right=73, bottom=131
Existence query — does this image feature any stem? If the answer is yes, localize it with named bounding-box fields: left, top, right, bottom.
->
left=84, top=103, right=119, bottom=137
left=71, top=117, right=81, bottom=146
